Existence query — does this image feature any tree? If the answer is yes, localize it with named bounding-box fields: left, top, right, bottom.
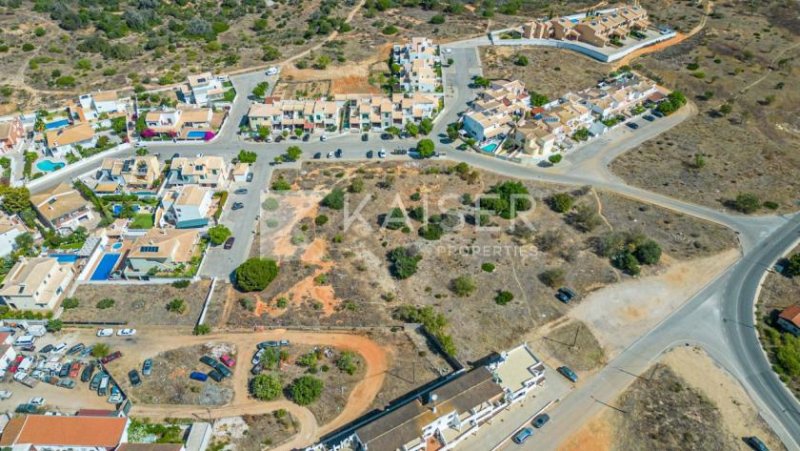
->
left=285, top=146, right=302, bottom=162
left=538, top=268, right=565, bottom=288
left=548, top=193, right=574, bottom=213
left=0, top=186, right=30, bottom=214
left=257, top=125, right=271, bottom=140
left=262, top=45, right=281, bottom=61
left=446, top=123, right=459, bottom=141
left=530, top=91, right=549, bottom=106
left=416, top=139, right=435, bottom=158
left=46, top=319, right=63, bottom=332
left=336, top=351, right=358, bottom=375
left=136, top=147, right=148, bottom=156
left=62, top=297, right=80, bottom=309
left=572, top=128, right=590, bottom=141
left=612, top=250, right=641, bottom=275
left=732, top=192, right=760, bottom=214
left=92, top=343, right=110, bottom=358
left=479, top=181, right=532, bottom=219
left=251, top=374, right=283, bottom=400
left=419, top=118, right=433, bottom=135
left=321, top=188, right=345, bottom=210
left=194, top=324, right=211, bottom=335
left=514, top=55, right=529, bottom=66
left=290, top=376, right=324, bottom=405
left=208, top=225, right=232, bottom=245
left=252, top=81, right=270, bottom=98
left=548, top=154, right=562, bottom=164
left=166, top=298, right=187, bottom=314
left=495, top=290, right=514, bottom=305
left=237, top=149, right=257, bottom=164
left=634, top=240, right=662, bottom=265
left=96, top=298, right=115, bottom=309
left=570, top=204, right=601, bottom=232
left=14, top=232, right=34, bottom=252
left=450, top=275, right=476, bottom=297
left=388, top=247, right=421, bottom=279
left=405, top=122, right=419, bottom=137
left=382, top=208, right=408, bottom=230
left=430, top=14, right=445, bottom=24
left=314, top=55, right=332, bottom=70
left=348, top=177, right=364, bottom=193
left=385, top=126, right=401, bottom=137
left=473, top=76, right=491, bottom=88
left=235, top=258, right=280, bottom=291
left=784, top=254, right=800, bottom=277
left=719, top=103, right=733, bottom=116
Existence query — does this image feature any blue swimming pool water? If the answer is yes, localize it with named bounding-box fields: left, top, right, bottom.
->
left=111, top=242, right=123, bottom=250
left=45, top=119, right=70, bottom=130
left=36, top=160, right=65, bottom=172
left=91, top=253, right=120, bottom=281
left=112, top=204, right=139, bottom=216
left=187, top=130, right=206, bottom=139
left=52, top=254, right=79, bottom=263
left=482, top=143, right=498, bottom=153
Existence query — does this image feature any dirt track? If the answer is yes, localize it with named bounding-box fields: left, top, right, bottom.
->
left=61, top=327, right=388, bottom=450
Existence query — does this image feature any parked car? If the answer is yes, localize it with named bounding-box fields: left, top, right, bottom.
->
left=128, top=370, right=141, bottom=387
left=252, top=349, right=265, bottom=365
left=29, top=397, right=45, bottom=407
left=234, top=188, right=248, bottom=195
left=207, top=369, right=223, bottom=382
left=557, top=366, right=578, bottom=383
left=626, top=122, right=639, bottom=130
left=555, top=287, right=577, bottom=304
left=266, top=66, right=279, bottom=76
left=90, top=372, right=104, bottom=391
left=0, top=390, right=13, bottom=400
left=335, top=148, right=342, bottom=158
left=232, top=202, right=244, bottom=210
left=52, top=343, right=67, bottom=353
left=279, top=339, right=290, bottom=347
left=302, top=134, right=310, bottom=142
left=320, top=134, right=327, bottom=142
left=20, top=345, right=35, bottom=352
left=220, top=354, right=236, bottom=368
left=326, top=151, right=334, bottom=159
left=512, top=427, right=533, bottom=444
left=58, top=363, right=70, bottom=378
left=257, top=341, right=280, bottom=349
left=117, top=329, right=136, bottom=336
left=67, top=343, right=85, bottom=355
left=378, top=149, right=386, bottom=159
left=68, top=362, right=81, bottom=378
left=57, top=379, right=75, bottom=389
left=142, top=359, right=153, bottom=376
left=200, top=355, right=218, bottom=369
left=101, top=351, right=122, bottom=364
left=190, top=371, right=208, bottom=382
left=98, top=375, right=110, bottom=396
left=652, top=109, right=664, bottom=118
left=224, top=237, right=235, bottom=250
left=313, top=152, right=322, bottom=159
left=246, top=172, right=254, bottom=183
left=96, top=328, right=114, bottom=337
left=744, top=436, right=769, bottom=451
left=39, top=344, right=54, bottom=354
left=16, top=404, right=39, bottom=414
left=532, top=413, right=550, bottom=428
left=391, top=148, right=408, bottom=155
left=108, top=386, right=122, bottom=404
left=366, top=150, right=373, bottom=158
left=362, top=133, right=369, bottom=142
left=250, top=364, right=263, bottom=375
left=81, top=363, right=95, bottom=383
left=80, top=345, right=95, bottom=358
left=215, top=363, right=233, bottom=378
left=642, top=114, right=655, bottom=122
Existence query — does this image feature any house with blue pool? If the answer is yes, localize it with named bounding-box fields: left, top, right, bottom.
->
left=160, top=185, right=213, bottom=229
left=461, top=79, right=530, bottom=146
left=31, top=183, right=95, bottom=235
left=123, top=228, right=201, bottom=279
left=44, top=122, right=96, bottom=157
left=94, top=156, right=161, bottom=194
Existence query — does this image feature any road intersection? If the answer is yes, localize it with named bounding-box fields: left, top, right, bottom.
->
left=26, top=43, right=800, bottom=450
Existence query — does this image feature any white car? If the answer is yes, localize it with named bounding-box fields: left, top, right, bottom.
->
left=0, top=390, right=12, bottom=400
left=96, top=328, right=114, bottom=337
left=266, top=66, right=279, bottom=76
left=52, top=343, right=67, bottom=353
left=327, top=151, right=334, bottom=159
left=117, top=329, right=136, bottom=336
left=445, top=48, right=452, bottom=53
left=378, top=149, right=386, bottom=159
left=320, top=134, right=327, bottom=142
left=29, top=397, right=45, bottom=406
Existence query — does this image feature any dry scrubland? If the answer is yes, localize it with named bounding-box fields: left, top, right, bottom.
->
left=229, top=161, right=739, bottom=363
left=612, top=0, right=800, bottom=213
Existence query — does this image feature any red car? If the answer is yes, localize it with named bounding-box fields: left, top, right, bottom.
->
left=100, top=351, right=122, bottom=364
left=69, top=362, right=81, bottom=378
left=220, top=354, right=236, bottom=368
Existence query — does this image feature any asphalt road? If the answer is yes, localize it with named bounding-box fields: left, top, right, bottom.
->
left=22, top=44, right=800, bottom=449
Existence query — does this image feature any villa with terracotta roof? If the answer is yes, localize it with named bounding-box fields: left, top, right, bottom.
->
left=44, top=122, right=96, bottom=156
left=523, top=4, right=650, bottom=47
left=166, top=156, right=228, bottom=188
left=0, top=117, right=24, bottom=152
left=160, top=185, right=213, bottom=229
left=392, top=37, right=441, bottom=93
left=0, top=414, right=129, bottom=450
left=124, top=228, right=201, bottom=277
left=0, top=257, right=75, bottom=310
left=462, top=79, right=530, bottom=143
left=31, top=182, right=94, bottom=234
left=778, top=304, right=800, bottom=336
left=143, top=107, right=213, bottom=139
left=96, top=156, right=162, bottom=192
left=247, top=98, right=340, bottom=134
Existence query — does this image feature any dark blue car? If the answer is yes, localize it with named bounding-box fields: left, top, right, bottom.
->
left=190, top=371, right=208, bottom=382
left=557, top=366, right=578, bottom=383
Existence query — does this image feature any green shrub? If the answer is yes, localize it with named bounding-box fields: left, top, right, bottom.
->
left=207, top=224, right=232, bottom=245
left=387, top=247, right=421, bottom=279
left=62, top=297, right=80, bottom=309
left=321, top=188, right=345, bottom=210
left=732, top=192, right=760, bottom=214
left=171, top=279, right=191, bottom=289
left=495, top=290, right=514, bottom=305
left=549, top=193, right=574, bottom=213
left=336, top=351, right=359, bottom=375
left=450, top=275, right=476, bottom=297
left=315, top=215, right=329, bottom=226
left=539, top=268, right=565, bottom=288
left=166, top=298, right=187, bottom=314
left=194, top=324, right=211, bottom=335
left=251, top=374, right=283, bottom=400
left=290, top=376, right=324, bottom=405
left=481, top=263, right=495, bottom=273
left=96, top=298, right=115, bottom=309
left=235, top=258, right=280, bottom=291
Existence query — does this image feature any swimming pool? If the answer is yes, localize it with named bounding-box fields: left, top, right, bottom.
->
left=187, top=130, right=207, bottom=139
left=111, top=242, right=123, bottom=250
left=481, top=143, right=498, bottom=153
left=36, top=160, right=65, bottom=172
left=91, top=253, right=120, bottom=281
left=111, top=204, right=139, bottom=216
left=51, top=254, right=79, bottom=263
left=45, top=119, right=70, bottom=130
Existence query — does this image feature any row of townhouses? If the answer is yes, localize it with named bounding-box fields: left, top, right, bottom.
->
left=523, top=3, right=650, bottom=47
left=461, top=79, right=531, bottom=142
left=391, top=37, right=442, bottom=93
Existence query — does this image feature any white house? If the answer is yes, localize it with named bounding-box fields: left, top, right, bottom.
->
left=231, top=163, right=251, bottom=183
left=185, top=73, right=225, bottom=106
left=161, top=185, right=213, bottom=229
left=0, top=218, right=25, bottom=258
left=0, top=257, right=75, bottom=311
left=78, top=91, right=125, bottom=121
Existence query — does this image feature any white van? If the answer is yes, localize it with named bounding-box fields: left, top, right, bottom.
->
left=14, top=335, right=35, bottom=347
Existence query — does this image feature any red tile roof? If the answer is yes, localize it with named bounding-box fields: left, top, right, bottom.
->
left=779, top=305, right=800, bottom=327
left=0, top=415, right=128, bottom=448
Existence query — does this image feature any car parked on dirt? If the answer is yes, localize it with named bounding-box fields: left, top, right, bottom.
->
left=100, top=351, right=122, bottom=364
left=96, top=328, right=114, bottom=337
left=200, top=355, right=217, bottom=369
left=207, top=369, right=223, bottom=382
left=128, top=370, right=141, bottom=387
left=81, top=363, right=95, bottom=383
left=29, top=397, right=45, bottom=407
left=251, top=364, right=263, bottom=375
left=744, top=436, right=769, bottom=451
left=58, top=363, right=70, bottom=378
left=57, top=379, right=75, bottom=389
left=252, top=349, right=265, bottom=365
left=90, top=372, right=104, bottom=391
left=190, top=371, right=208, bottom=382
left=257, top=341, right=280, bottom=349
left=39, top=344, right=54, bottom=354
left=52, top=343, right=67, bottom=353
left=142, top=359, right=152, bottom=376
left=220, top=354, right=236, bottom=368
left=0, top=390, right=12, bottom=400
left=555, top=287, right=577, bottom=304
left=215, top=363, right=232, bottom=378
left=67, top=343, right=85, bottom=355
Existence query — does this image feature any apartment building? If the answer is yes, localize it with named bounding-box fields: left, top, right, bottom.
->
left=335, top=92, right=438, bottom=132
left=161, top=185, right=213, bottom=229
left=96, top=156, right=161, bottom=191
left=576, top=74, right=658, bottom=118
left=183, top=72, right=226, bottom=105
left=523, top=4, right=650, bottom=47
left=124, top=228, right=201, bottom=278
left=247, top=98, right=340, bottom=134
left=0, top=117, right=24, bottom=152
left=31, top=182, right=94, bottom=234
left=166, top=156, right=227, bottom=188
left=462, top=79, right=530, bottom=143
left=392, top=37, right=441, bottom=93
left=0, top=257, right=75, bottom=310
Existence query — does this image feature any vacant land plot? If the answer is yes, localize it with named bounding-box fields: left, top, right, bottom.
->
left=611, top=1, right=800, bottom=213
left=480, top=47, right=608, bottom=99
left=210, top=412, right=298, bottom=450
left=241, top=161, right=737, bottom=363
left=64, top=281, right=211, bottom=326
left=610, top=347, right=785, bottom=451
left=536, top=319, right=605, bottom=371
left=756, top=244, right=800, bottom=398
left=131, top=343, right=235, bottom=406
left=273, top=80, right=332, bottom=99
left=250, top=343, right=366, bottom=426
